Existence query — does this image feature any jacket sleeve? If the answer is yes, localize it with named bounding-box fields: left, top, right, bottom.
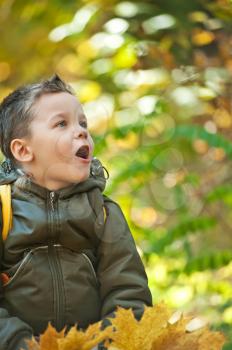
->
left=0, top=309, right=32, bottom=350
left=96, top=196, right=152, bottom=322
left=0, top=207, right=33, bottom=350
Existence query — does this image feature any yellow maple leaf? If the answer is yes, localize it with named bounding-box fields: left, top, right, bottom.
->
left=107, top=302, right=172, bottom=350
left=198, top=330, right=226, bottom=350
left=41, top=324, right=65, bottom=350
left=151, top=313, right=225, bottom=350
left=26, top=303, right=226, bottom=350
left=27, top=323, right=65, bottom=350
left=58, top=321, right=113, bottom=350
left=152, top=316, right=200, bottom=350
left=26, top=338, right=40, bottom=350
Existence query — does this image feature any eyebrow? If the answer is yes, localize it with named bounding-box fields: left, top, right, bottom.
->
left=49, top=112, right=87, bottom=122
left=49, top=113, right=65, bottom=122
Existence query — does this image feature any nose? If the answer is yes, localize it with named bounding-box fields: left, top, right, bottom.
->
left=73, top=125, right=88, bottom=139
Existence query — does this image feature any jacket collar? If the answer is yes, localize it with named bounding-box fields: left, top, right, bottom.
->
left=0, top=157, right=108, bottom=199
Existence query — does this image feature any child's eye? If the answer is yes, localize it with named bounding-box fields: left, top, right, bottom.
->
left=56, top=120, right=67, bottom=128
left=80, top=120, right=88, bottom=128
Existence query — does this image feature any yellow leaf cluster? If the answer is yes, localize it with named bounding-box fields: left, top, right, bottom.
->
left=26, top=303, right=226, bottom=350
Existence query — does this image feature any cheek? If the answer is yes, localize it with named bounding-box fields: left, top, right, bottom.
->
left=55, top=133, right=72, bottom=160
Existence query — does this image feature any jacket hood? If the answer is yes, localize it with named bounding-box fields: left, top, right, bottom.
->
left=0, top=157, right=108, bottom=199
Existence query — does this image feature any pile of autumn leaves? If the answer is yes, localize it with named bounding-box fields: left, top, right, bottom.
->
left=27, top=303, right=225, bottom=350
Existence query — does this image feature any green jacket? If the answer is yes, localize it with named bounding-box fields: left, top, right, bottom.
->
left=0, top=157, right=152, bottom=350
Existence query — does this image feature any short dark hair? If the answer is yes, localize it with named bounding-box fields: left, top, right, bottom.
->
left=0, top=74, right=75, bottom=166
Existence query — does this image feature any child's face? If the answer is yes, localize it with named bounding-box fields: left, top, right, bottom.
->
left=24, top=92, right=94, bottom=190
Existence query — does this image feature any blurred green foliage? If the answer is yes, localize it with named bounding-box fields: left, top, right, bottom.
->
left=0, top=0, right=232, bottom=347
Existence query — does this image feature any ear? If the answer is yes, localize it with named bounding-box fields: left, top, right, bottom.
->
left=10, top=138, right=34, bottom=164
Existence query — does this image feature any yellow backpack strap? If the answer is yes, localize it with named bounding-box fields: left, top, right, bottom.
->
left=103, top=204, right=108, bottom=223
left=0, top=184, right=12, bottom=241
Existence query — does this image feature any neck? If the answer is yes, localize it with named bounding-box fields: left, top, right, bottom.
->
left=21, top=166, right=71, bottom=191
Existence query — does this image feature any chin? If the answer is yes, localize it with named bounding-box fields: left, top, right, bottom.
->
left=75, top=170, right=90, bottom=183
left=64, top=164, right=90, bottom=183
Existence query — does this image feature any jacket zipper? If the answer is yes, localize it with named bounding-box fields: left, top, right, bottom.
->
left=50, top=191, right=55, bottom=211
left=48, top=191, right=65, bottom=331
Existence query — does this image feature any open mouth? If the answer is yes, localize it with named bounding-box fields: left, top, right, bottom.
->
left=75, top=145, right=90, bottom=159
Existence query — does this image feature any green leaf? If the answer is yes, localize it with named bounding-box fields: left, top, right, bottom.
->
left=152, top=217, right=216, bottom=254
left=184, top=250, right=232, bottom=274
left=174, top=125, right=232, bottom=158
left=206, top=185, right=232, bottom=203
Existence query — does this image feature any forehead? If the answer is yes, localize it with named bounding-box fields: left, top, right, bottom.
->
left=32, top=92, right=84, bottom=120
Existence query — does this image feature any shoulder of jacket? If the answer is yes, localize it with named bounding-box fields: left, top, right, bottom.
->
left=102, top=194, right=125, bottom=220
left=103, top=194, right=118, bottom=207
left=103, top=194, right=122, bottom=207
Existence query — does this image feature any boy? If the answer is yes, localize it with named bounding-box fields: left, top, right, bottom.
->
left=0, top=75, right=152, bottom=350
